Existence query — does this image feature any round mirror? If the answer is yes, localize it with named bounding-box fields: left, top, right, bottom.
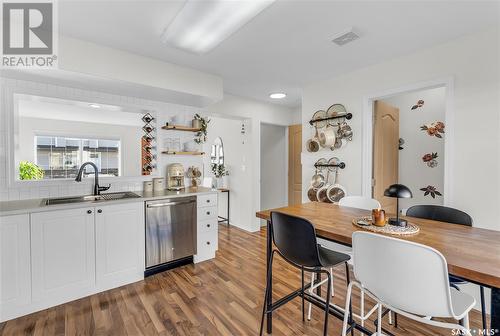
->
left=210, top=137, right=224, bottom=165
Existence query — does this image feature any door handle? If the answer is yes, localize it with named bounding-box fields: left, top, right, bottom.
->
left=146, top=200, right=195, bottom=208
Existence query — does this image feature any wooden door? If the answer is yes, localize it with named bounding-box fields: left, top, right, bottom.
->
left=373, top=101, right=399, bottom=213
left=288, top=124, right=302, bottom=205
left=95, top=202, right=144, bottom=290
left=31, top=208, right=96, bottom=304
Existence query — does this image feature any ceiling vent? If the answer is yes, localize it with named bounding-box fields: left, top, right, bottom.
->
left=331, top=28, right=360, bottom=46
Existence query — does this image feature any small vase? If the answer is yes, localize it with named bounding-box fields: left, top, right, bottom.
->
left=192, top=119, right=202, bottom=129
left=222, top=176, right=229, bottom=189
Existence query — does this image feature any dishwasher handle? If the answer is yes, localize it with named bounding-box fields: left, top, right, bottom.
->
left=146, top=200, right=196, bottom=208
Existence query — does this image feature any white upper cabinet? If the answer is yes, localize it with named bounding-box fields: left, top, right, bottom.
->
left=31, top=208, right=96, bottom=305
left=95, top=202, right=145, bottom=290
left=0, top=214, right=31, bottom=322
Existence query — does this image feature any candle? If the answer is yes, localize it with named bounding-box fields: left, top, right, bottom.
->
left=372, top=208, right=386, bottom=227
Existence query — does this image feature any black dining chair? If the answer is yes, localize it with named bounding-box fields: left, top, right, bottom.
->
left=259, top=211, right=352, bottom=336
left=406, top=205, right=487, bottom=330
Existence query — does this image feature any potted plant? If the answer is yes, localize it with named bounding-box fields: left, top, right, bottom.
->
left=193, top=114, right=210, bottom=144
left=211, top=163, right=229, bottom=188
left=19, top=161, right=44, bottom=180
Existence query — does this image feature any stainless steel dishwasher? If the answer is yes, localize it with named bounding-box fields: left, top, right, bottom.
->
left=145, top=197, right=197, bottom=276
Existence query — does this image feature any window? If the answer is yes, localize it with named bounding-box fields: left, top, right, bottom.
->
left=35, top=136, right=120, bottom=179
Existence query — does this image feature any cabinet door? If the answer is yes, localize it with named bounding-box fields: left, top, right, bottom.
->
left=0, top=214, right=31, bottom=322
left=95, top=202, right=144, bottom=290
left=31, top=208, right=95, bottom=304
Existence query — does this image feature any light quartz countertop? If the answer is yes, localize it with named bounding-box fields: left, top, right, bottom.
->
left=0, top=187, right=217, bottom=217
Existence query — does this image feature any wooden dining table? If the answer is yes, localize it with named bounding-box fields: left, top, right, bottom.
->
left=256, top=202, right=500, bottom=334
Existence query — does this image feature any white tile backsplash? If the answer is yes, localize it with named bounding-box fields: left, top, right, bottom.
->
left=0, top=77, right=206, bottom=201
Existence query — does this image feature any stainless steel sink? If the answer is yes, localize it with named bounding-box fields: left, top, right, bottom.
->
left=44, top=192, right=141, bottom=206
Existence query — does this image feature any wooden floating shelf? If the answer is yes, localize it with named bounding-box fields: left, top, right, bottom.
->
left=162, top=151, right=205, bottom=156
left=161, top=125, right=201, bottom=132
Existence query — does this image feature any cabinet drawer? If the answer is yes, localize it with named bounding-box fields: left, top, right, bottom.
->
left=197, top=194, right=217, bottom=208
left=197, top=229, right=218, bottom=252
left=198, top=206, right=217, bottom=221
left=198, top=219, right=217, bottom=234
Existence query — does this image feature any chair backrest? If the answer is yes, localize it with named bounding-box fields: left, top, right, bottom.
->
left=406, top=205, right=472, bottom=226
left=352, top=232, right=457, bottom=318
left=339, top=196, right=381, bottom=211
left=270, top=212, right=322, bottom=268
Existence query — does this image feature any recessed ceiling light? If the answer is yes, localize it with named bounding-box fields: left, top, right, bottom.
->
left=89, top=104, right=101, bottom=108
left=161, top=0, right=275, bottom=54
left=269, top=93, right=286, bottom=99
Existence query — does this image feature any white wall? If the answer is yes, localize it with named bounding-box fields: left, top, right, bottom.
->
left=260, top=123, right=287, bottom=212
left=302, top=27, right=499, bottom=231
left=206, top=94, right=299, bottom=231
left=59, top=36, right=223, bottom=106
left=381, top=87, right=446, bottom=209
left=201, top=116, right=250, bottom=231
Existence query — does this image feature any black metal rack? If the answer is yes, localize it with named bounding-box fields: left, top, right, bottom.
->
left=309, top=112, right=353, bottom=125
left=314, top=162, right=346, bottom=169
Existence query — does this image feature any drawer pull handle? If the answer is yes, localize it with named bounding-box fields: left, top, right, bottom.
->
left=87, top=210, right=92, bottom=214
left=206, top=199, right=210, bottom=203
left=206, top=241, right=211, bottom=245
left=207, top=211, right=210, bottom=215
left=97, top=209, right=102, bottom=213
left=207, top=224, right=210, bottom=228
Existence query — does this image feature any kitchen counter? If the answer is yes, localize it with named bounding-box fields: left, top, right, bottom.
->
left=0, top=186, right=217, bottom=217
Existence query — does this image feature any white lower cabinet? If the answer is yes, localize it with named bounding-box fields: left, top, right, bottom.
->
left=0, top=214, right=31, bottom=322
left=194, top=194, right=218, bottom=263
left=1, top=202, right=146, bottom=322
left=95, top=202, right=144, bottom=291
left=31, top=208, right=96, bottom=306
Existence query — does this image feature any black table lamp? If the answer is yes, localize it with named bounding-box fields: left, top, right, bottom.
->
left=384, top=184, right=413, bottom=226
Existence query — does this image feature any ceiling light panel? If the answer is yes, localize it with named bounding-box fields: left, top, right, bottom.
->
left=162, top=0, right=275, bottom=54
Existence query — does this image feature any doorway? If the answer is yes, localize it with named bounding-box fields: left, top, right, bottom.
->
left=372, top=86, right=447, bottom=212
left=260, top=123, right=288, bottom=212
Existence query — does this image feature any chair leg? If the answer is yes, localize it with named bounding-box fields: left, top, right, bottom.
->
left=377, top=304, right=383, bottom=335
left=307, top=272, right=314, bottom=321
left=341, top=282, right=354, bottom=336
left=480, top=285, right=487, bottom=331
left=301, top=267, right=305, bottom=322
left=323, top=271, right=332, bottom=336
left=259, top=251, right=275, bottom=336
left=360, top=286, right=365, bottom=326
left=345, top=263, right=354, bottom=336
left=329, top=267, right=334, bottom=297
left=463, top=313, right=471, bottom=336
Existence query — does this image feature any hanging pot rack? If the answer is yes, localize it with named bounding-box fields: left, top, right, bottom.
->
left=314, top=162, right=346, bottom=169
left=309, top=112, right=353, bottom=126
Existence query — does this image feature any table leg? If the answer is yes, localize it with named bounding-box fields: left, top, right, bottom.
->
left=492, top=288, right=500, bottom=332
left=227, top=190, right=230, bottom=227
left=266, top=220, right=273, bottom=334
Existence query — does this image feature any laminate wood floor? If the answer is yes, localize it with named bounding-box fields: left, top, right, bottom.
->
left=0, top=224, right=486, bottom=335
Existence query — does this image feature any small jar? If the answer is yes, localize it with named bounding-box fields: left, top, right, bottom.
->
left=143, top=181, right=153, bottom=193
left=153, top=177, right=165, bottom=191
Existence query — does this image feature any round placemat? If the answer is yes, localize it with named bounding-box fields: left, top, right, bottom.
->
left=352, top=217, right=420, bottom=236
